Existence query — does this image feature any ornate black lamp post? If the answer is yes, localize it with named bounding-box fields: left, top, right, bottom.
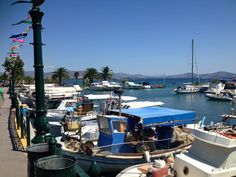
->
left=11, top=0, right=50, bottom=144
left=29, top=0, right=50, bottom=143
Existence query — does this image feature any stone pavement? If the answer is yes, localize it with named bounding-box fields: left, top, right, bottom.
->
left=0, top=89, right=27, bottom=177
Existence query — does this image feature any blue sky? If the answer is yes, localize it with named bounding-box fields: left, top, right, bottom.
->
left=1, top=0, right=236, bottom=76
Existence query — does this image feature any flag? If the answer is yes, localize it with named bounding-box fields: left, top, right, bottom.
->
left=8, top=53, right=18, bottom=58
left=9, top=33, right=23, bottom=38
left=12, top=42, right=22, bottom=46
left=12, top=15, right=32, bottom=25
left=10, top=44, right=22, bottom=51
left=9, top=31, right=28, bottom=38
left=11, top=0, right=32, bottom=6
left=12, top=38, right=25, bottom=43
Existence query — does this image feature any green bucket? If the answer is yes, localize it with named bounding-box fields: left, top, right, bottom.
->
left=27, top=143, right=50, bottom=177
left=34, top=155, right=89, bottom=177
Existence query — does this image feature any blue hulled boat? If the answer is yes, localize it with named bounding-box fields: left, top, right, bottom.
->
left=58, top=106, right=196, bottom=176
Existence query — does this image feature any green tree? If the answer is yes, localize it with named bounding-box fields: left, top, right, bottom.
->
left=2, top=56, right=24, bottom=84
left=51, top=67, right=69, bottom=85
left=100, top=66, right=113, bottom=81
left=83, top=67, right=99, bottom=86
left=74, top=71, right=79, bottom=84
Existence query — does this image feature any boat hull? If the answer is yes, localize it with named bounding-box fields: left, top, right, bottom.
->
left=205, top=93, right=232, bottom=101
left=61, top=144, right=191, bottom=176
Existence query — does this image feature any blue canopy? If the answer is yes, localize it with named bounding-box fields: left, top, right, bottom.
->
left=118, top=107, right=196, bottom=126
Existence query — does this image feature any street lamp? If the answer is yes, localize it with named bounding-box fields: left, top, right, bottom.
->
left=28, top=0, right=49, bottom=143
left=11, top=0, right=50, bottom=144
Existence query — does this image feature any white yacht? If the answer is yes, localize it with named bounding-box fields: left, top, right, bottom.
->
left=123, top=81, right=143, bottom=89
left=89, top=81, right=122, bottom=91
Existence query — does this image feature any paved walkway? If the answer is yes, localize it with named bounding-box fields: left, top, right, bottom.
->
left=0, top=89, right=27, bottom=177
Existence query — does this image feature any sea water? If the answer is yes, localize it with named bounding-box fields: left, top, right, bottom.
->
left=66, top=78, right=235, bottom=124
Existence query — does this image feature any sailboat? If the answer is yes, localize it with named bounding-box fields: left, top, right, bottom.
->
left=174, top=39, right=200, bottom=94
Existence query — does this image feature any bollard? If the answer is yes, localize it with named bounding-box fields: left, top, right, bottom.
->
left=20, top=106, right=24, bottom=138
left=26, top=111, right=31, bottom=147
left=34, top=155, right=89, bottom=177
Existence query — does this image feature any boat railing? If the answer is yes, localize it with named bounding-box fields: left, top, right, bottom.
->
left=91, top=135, right=193, bottom=155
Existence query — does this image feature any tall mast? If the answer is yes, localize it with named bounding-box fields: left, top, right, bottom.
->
left=192, top=39, right=194, bottom=84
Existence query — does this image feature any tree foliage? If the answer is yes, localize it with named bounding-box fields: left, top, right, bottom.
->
left=51, top=67, right=69, bottom=85
left=2, top=56, right=24, bottom=84
left=83, top=67, right=99, bottom=86
left=100, top=66, right=112, bottom=81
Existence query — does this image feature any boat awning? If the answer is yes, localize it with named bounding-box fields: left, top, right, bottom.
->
left=116, top=107, right=196, bottom=126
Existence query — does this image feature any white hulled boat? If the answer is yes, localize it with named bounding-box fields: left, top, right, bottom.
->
left=173, top=124, right=236, bottom=177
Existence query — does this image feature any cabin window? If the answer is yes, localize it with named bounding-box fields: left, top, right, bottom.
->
left=98, top=116, right=110, bottom=134
left=46, top=99, right=61, bottom=109
left=112, top=121, right=126, bottom=133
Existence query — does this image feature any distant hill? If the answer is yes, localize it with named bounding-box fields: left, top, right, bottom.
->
left=166, top=71, right=236, bottom=79
left=24, top=70, right=236, bottom=80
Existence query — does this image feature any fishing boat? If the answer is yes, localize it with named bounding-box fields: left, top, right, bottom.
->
left=56, top=106, right=196, bottom=176
left=173, top=122, right=236, bottom=177
left=174, top=39, right=200, bottom=94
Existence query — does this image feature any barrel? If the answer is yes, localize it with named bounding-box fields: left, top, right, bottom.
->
left=34, top=155, right=79, bottom=177
left=27, top=143, right=50, bottom=177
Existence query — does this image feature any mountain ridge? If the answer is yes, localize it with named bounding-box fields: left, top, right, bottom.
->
left=23, top=71, right=236, bottom=80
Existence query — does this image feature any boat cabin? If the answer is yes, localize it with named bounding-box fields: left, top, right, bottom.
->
left=97, top=107, right=196, bottom=153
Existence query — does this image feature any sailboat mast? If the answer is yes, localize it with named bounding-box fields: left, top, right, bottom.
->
left=192, top=39, right=194, bottom=84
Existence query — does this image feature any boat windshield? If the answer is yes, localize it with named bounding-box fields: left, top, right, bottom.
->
left=46, top=99, right=61, bottom=109
left=98, top=116, right=110, bottom=134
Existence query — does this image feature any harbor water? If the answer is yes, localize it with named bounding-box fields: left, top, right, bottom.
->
left=64, top=78, right=235, bottom=176
left=69, top=78, right=235, bottom=125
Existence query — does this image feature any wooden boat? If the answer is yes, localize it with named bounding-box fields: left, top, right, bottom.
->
left=56, top=106, right=196, bottom=176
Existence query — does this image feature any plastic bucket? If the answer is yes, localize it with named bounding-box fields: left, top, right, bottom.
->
left=34, top=155, right=78, bottom=177
left=27, top=143, right=50, bottom=177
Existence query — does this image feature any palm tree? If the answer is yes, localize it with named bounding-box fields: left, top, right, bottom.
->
left=83, top=67, right=99, bottom=86
left=51, top=67, right=69, bottom=85
left=100, top=66, right=113, bottom=81
left=74, top=72, right=79, bottom=84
